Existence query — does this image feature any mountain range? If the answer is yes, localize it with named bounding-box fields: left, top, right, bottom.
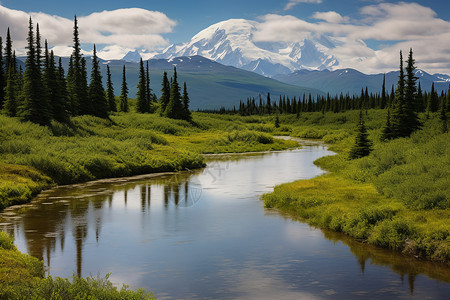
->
left=153, top=19, right=338, bottom=77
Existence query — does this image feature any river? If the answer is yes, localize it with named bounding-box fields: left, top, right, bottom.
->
left=1, top=140, right=449, bottom=299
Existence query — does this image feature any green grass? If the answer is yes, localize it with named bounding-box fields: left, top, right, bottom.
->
left=0, top=112, right=298, bottom=210
left=263, top=110, right=450, bottom=263
left=0, top=232, right=154, bottom=299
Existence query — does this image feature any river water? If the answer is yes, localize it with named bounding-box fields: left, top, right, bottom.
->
left=1, top=140, right=449, bottom=299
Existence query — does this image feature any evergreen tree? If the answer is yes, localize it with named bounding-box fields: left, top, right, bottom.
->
left=380, top=74, right=387, bottom=109
left=349, top=110, right=372, bottom=159
left=79, top=56, right=90, bottom=114
left=274, top=114, right=280, bottom=128
left=145, top=61, right=153, bottom=112
left=67, top=16, right=89, bottom=115
left=159, top=71, right=170, bottom=113
left=136, top=58, right=147, bottom=113
left=106, top=65, right=116, bottom=112
left=43, top=40, right=56, bottom=120
left=427, top=82, right=439, bottom=113
left=182, top=81, right=192, bottom=121
left=4, top=28, right=13, bottom=72
left=0, top=37, right=4, bottom=109
left=404, top=48, right=421, bottom=132
left=267, top=92, right=271, bottom=114
left=381, top=106, right=393, bottom=141
left=165, top=67, right=184, bottom=119
left=391, top=50, right=409, bottom=138
left=88, top=44, right=108, bottom=118
left=20, top=18, right=50, bottom=125
left=417, top=82, right=424, bottom=112
left=119, top=65, right=128, bottom=112
left=3, top=54, right=19, bottom=116
left=56, top=57, right=69, bottom=122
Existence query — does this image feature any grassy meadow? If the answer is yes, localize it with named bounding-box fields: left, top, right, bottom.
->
left=263, top=110, right=449, bottom=263
left=0, top=112, right=298, bottom=210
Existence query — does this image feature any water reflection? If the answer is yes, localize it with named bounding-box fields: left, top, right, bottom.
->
left=0, top=146, right=449, bottom=299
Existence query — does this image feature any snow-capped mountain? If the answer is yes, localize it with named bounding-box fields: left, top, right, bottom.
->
left=154, top=19, right=339, bottom=77
left=122, top=50, right=142, bottom=63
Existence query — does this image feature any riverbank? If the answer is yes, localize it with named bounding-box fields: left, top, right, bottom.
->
left=263, top=112, right=449, bottom=264
left=0, top=113, right=298, bottom=211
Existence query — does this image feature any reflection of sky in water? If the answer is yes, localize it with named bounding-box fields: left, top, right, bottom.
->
left=0, top=143, right=449, bottom=299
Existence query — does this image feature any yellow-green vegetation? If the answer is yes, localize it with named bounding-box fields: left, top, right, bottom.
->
left=0, top=232, right=153, bottom=299
left=263, top=110, right=450, bottom=263
left=0, top=112, right=297, bottom=210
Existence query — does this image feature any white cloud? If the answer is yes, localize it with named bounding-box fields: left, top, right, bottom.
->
left=284, top=0, right=323, bottom=11
left=255, top=2, right=450, bottom=74
left=0, top=5, right=176, bottom=59
left=312, top=11, right=349, bottom=23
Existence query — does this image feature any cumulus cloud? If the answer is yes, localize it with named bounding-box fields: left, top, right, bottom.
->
left=284, top=0, right=322, bottom=11
left=256, top=2, right=450, bottom=74
left=0, top=5, right=176, bottom=59
left=312, top=11, right=349, bottom=23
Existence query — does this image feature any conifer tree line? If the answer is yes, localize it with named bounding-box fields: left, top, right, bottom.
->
left=203, top=51, right=448, bottom=126
left=0, top=17, right=193, bottom=125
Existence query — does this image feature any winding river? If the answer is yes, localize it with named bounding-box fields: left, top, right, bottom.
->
left=1, top=140, right=449, bottom=299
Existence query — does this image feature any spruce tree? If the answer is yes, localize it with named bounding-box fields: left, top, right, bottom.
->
left=79, top=56, right=90, bottom=114
left=4, top=28, right=13, bottom=72
left=88, top=44, right=108, bottom=118
left=274, top=114, right=280, bottom=128
left=159, top=71, right=170, bottom=114
left=349, top=110, right=372, bottom=159
left=106, top=65, right=116, bottom=112
left=0, top=37, right=4, bottom=109
left=380, top=74, right=387, bottom=109
left=145, top=61, right=153, bottom=112
left=136, top=58, right=147, bottom=113
left=67, top=16, right=89, bottom=115
left=267, top=92, right=271, bottom=114
left=165, top=67, right=183, bottom=119
left=417, top=82, right=424, bottom=112
left=3, top=55, right=19, bottom=116
left=404, top=48, right=421, bottom=132
left=56, top=57, right=69, bottom=122
left=391, top=50, right=409, bottom=138
left=427, top=82, right=439, bottom=113
left=43, top=40, right=57, bottom=120
left=119, top=65, right=128, bottom=112
left=182, top=81, right=192, bottom=121
left=20, top=18, right=50, bottom=125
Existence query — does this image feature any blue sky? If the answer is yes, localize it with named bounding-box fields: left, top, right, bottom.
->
left=1, top=0, right=450, bottom=74
left=2, top=0, right=449, bottom=44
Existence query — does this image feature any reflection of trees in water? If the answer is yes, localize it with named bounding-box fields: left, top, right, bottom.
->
left=321, top=229, right=450, bottom=294
left=1, top=170, right=202, bottom=277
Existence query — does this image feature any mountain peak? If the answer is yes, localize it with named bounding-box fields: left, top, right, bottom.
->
left=154, top=19, right=338, bottom=77
left=122, top=50, right=142, bottom=63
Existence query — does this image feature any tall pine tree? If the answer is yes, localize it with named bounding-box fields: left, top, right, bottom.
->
left=0, top=37, right=4, bottom=109
left=159, top=71, right=170, bottom=114
left=20, top=18, right=50, bottom=125
left=145, top=61, right=153, bottom=112
left=182, top=82, right=192, bottom=121
left=88, top=44, right=108, bottom=118
left=119, top=65, right=128, bottom=112
left=165, top=67, right=183, bottom=119
left=136, top=58, right=147, bottom=113
left=3, top=53, right=19, bottom=116
left=403, top=48, right=421, bottom=133
left=106, top=65, right=116, bottom=112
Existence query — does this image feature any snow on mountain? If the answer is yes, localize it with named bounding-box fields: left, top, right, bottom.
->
left=122, top=50, right=142, bottom=63
left=154, top=19, right=339, bottom=77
